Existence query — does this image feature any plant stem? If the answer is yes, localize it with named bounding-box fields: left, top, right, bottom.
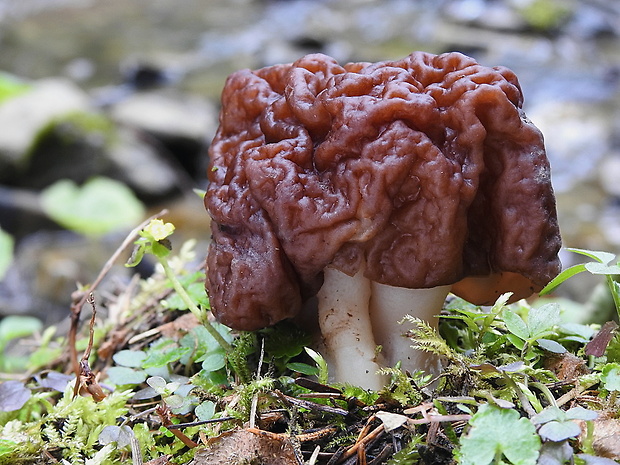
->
left=158, top=257, right=232, bottom=352
left=605, top=275, right=620, bottom=321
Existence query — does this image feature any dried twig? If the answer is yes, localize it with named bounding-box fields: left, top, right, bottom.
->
left=71, top=293, right=106, bottom=401
left=276, top=390, right=349, bottom=417
left=339, top=424, right=384, bottom=463
left=156, top=404, right=198, bottom=448
left=69, top=210, right=168, bottom=383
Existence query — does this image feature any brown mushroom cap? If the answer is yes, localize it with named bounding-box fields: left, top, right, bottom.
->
left=205, top=51, right=561, bottom=331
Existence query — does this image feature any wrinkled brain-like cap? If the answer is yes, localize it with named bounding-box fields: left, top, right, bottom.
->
left=205, top=51, right=562, bottom=331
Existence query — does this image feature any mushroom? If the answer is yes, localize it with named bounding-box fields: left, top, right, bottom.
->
left=205, top=51, right=562, bottom=390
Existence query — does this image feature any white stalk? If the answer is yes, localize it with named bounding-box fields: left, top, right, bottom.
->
left=317, top=266, right=387, bottom=390
left=369, top=283, right=451, bottom=375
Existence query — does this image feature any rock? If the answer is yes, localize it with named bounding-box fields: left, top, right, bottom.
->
left=109, top=91, right=217, bottom=142
left=107, top=127, right=184, bottom=200
left=0, top=78, right=90, bottom=172
left=108, top=91, right=218, bottom=176
left=3, top=108, right=185, bottom=200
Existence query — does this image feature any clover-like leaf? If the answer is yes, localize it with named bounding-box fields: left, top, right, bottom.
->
left=460, top=404, right=541, bottom=465
left=142, top=346, right=191, bottom=369
left=195, top=400, right=216, bottom=421
left=98, top=425, right=134, bottom=447
left=539, top=420, right=581, bottom=442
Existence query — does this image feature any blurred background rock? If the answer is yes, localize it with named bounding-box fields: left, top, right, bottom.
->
left=0, top=0, right=618, bottom=324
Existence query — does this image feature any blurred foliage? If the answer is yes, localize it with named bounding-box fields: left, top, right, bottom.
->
left=40, top=176, right=145, bottom=236
left=0, top=73, right=31, bottom=104
left=0, top=227, right=13, bottom=281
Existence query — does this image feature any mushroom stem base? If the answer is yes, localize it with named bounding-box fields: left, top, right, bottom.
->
left=316, top=266, right=451, bottom=390
left=317, top=266, right=387, bottom=391
left=370, top=283, right=451, bottom=376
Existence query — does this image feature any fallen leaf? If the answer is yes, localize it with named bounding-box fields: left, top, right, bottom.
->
left=0, top=381, right=30, bottom=412
left=190, top=428, right=299, bottom=465
left=376, top=411, right=409, bottom=432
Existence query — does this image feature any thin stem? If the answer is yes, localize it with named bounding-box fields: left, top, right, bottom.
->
left=605, top=275, right=620, bottom=321
left=158, top=257, right=232, bottom=352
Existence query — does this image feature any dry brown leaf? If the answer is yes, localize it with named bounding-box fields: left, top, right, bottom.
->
left=592, top=417, right=620, bottom=460
left=544, top=352, right=589, bottom=381
left=190, top=428, right=299, bottom=465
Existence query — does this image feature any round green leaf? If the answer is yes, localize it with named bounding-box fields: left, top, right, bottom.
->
left=146, top=376, right=167, bottom=391
left=112, top=350, right=147, bottom=368
left=41, top=177, right=145, bottom=236
left=195, top=401, right=216, bottom=421
left=539, top=420, right=581, bottom=442
left=106, top=366, right=147, bottom=386
left=201, top=352, right=226, bottom=372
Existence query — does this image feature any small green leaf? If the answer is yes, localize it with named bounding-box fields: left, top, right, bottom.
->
left=305, top=347, right=329, bottom=385
left=106, top=366, right=147, bottom=386
left=539, top=420, right=582, bottom=442
left=584, top=262, right=620, bottom=275
left=566, top=406, right=598, bottom=421
left=460, top=404, right=541, bottom=465
left=142, top=346, right=191, bottom=369
left=164, top=394, right=184, bottom=409
left=146, top=376, right=167, bottom=392
left=539, top=263, right=587, bottom=295
left=195, top=401, right=216, bottom=421
left=528, top=303, right=560, bottom=339
left=98, top=425, right=134, bottom=447
left=201, top=352, right=226, bottom=372
left=506, top=333, right=526, bottom=350
left=286, top=362, right=319, bottom=376
left=536, top=339, right=566, bottom=354
left=532, top=406, right=564, bottom=425
left=113, top=350, right=147, bottom=368
left=503, top=310, right=530, bottom=340
left=41, top=177, right=145, bottom=236
left=567, top=248, right=616, bottom=265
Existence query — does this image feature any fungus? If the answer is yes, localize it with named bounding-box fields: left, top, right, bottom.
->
left=205, top=51, right=561, bottom=390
